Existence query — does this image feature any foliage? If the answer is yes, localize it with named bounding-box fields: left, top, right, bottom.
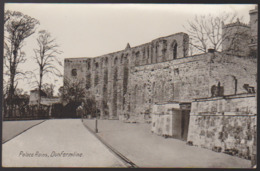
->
left=61, top=77, right=87, bottom=105
left=4, top=10, right=39, bottom=99
left=42, top=83, right=55, bottom=98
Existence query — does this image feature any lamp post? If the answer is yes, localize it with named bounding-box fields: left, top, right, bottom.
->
left=95, top=97, right=99, bottom=133
left=95, top=94, right=100, bottom=133
left=95, top=116, right=98, bottom=133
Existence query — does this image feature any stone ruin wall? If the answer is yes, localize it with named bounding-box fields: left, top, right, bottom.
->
left=222, top=7, right=258, bottom=57
left=64, top=32, right=189, bottom=119
left=123, top=53, right=211, bottom=122
left=249, top=6, right=258, bottom=50
left=185, top=54, right=257, bottom=160
left=64, top=7, right=257, bottom=121
left=222, top=21, right=251, bottom=56
left=125, top=51, right=257, bottom=123
left=64, top=44, right=257, bottom=122
left=187, top=94, right=257, bottom=160
left=208, top=53, right=257, bottom=96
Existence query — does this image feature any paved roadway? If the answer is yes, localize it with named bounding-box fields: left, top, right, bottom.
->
left=2, top=120, right=45, bottom=143
left=2, top=119, right=126, bottom=167
left=83, top=119, right=252, bottom=168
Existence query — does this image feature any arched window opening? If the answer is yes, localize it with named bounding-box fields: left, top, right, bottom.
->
left=135, top=51, right=140, bottom=65
left=88, top=62, right=91, bottom=70
left=134, top=85, right=138, bottom=109
left=120, top=54, right=124, bottom=64
left=71, top=69, right=77, bottom=76
left=142, top=83, right=146, bottom=104
left=173, top=43, right=177, bottom=59
left=142, top=48, right=146, bottom=60
left=114, top=57, right=118, bottom=65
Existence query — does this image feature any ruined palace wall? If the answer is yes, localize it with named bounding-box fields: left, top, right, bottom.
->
left=123, top=53, right=212, bottom=122
left=208, top=53, right=257, bottom=95
left=222, top=22, right=251, bottom=56
left=64, top=32, right=189, bottom=119
left=64, top=32, right=256, bottom=121
left=124, top=52, right=257, bottom=123
left=187, top=94, right=256, bottom=160
left=64, top=58, right=89, bottom=86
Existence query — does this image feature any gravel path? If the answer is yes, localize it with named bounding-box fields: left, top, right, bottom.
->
left=83, top=119, right=251, bottom=168
left=2, top=119, right=126, bottom=167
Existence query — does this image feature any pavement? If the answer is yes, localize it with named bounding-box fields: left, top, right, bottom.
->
left=82, top=119, right=252, bottom=168
left=2, top=119, right=126, bottom=167
left=2, top=120, right=45, bottom=143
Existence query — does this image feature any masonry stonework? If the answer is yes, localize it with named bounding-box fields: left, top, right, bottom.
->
left=187, top=94, right=256, bottom=160
left=64, top=32, right=190, bottom=119
left=64, top=7, right=257, bottom=161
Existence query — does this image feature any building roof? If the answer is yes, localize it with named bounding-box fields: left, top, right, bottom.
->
left=30, top=89, right=47, bottom=97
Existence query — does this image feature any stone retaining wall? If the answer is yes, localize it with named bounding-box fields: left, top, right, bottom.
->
left=187, top=94, right=256, bottom=160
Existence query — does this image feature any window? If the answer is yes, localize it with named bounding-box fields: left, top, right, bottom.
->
left=114, top=57, right=118, bottom=65
left=124, top=55, right=128, bottom=64
left=173, top=43, right=177, bottom=59
left=71, top=69, right=77, bottom=76
left=86, top=74, right=91, bottom=89
left=174, top=68, right=179, bottom=75
left=88, top=62, right=91, bottom=70
left=120, top=54, right=124, bottom=64
left=135, top=52, right=140, bottom=65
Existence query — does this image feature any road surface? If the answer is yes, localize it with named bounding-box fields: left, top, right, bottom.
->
left=2, top=120, right=45, bottom=143
left=83, top=119, right=252, bottom=168
left=2, top=119, right=126, bottom=167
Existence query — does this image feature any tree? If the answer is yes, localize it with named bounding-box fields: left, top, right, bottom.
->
left=61, top=78, right=87, bottom=105
left=33, top=30, right=62, bottom=104
left=61, top=77, right=99, bottom=117
left=42, top=83, right=55, bottom=98
left=4, top=10, right=12, bottom=24
left=58, top=86, right=64, bottom=98
left=184, top=12, right=244, bottom=55
left=4, top=10, right=39, bottom=116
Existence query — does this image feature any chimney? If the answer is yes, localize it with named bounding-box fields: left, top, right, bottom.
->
left=208, top=49, right=215, bottom=53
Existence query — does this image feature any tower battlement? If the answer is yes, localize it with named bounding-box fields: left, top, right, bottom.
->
left=222, top=18, right=249, bottom=29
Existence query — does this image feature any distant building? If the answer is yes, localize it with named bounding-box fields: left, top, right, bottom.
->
left=29, top=89, right=60, bottom=106
left=29, top=89, right=47, bottom=105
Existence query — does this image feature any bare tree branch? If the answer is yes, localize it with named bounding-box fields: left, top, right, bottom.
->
left=32, top=30, right=63, bottom=102
left=183, top=12, right=244, bottom=55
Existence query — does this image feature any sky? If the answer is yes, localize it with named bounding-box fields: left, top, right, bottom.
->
left=4, top=3, right=256, bottom=95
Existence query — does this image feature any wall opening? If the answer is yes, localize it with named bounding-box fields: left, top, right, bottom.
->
left=112, top=67, right=118, bottom=116
left=173, top=43, right=177, bottom=59
left=123, top=67, right=129, bottom=109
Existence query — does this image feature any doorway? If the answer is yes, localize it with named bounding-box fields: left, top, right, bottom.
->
left=171, top=108, right=190, bottom=141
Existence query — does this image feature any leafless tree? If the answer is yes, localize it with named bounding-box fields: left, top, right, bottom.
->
left=4, top=10, right=39, bottom=116
left=184, top=12, right=245, bottom=55
left=33, top=30, right=62, bottom=104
